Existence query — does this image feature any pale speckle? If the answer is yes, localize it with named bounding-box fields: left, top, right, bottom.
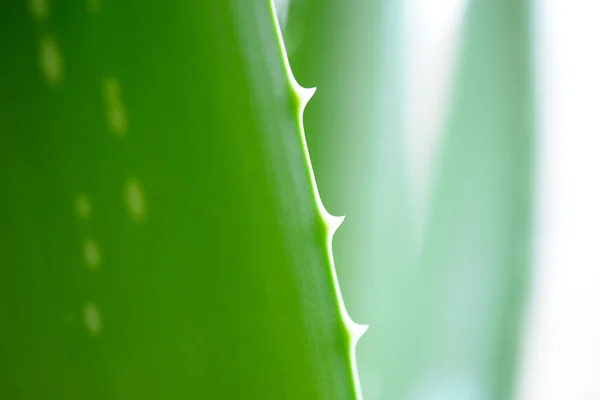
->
left=82, top=239, right=101, bottom=271
left=74, top=194, right=92, bottom=220
left=103, top=77, right=128, bottom=136
left=110, top=107, right=125, bottom=132
left=87, top=0, right=102, bottom=13
left=83, top=302, right=102, bottom=336
left=29, top=0, right=49, bottom=23
left=125, top=178, right=146, bottom=222
left=40, top=36, right=63, bottom=85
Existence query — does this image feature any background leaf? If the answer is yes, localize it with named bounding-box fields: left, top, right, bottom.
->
left=285, top=0, right=533, bottom=398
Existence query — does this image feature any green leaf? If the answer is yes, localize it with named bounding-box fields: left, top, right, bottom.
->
left=406, top=1, right=534, bottom=398
left=286, top=0, right=533, bottom=398
left=0, top=1, right=362, bottom=398
left=286, top=0, right=415, bottom=398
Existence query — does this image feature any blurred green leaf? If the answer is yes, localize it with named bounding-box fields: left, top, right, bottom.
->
left=407, top=1, right=534, bottom=398
left=286, top=0, right=533, bottom=398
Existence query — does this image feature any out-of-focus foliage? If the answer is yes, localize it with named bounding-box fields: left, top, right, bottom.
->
left=285, top=0, right=533, bottom=398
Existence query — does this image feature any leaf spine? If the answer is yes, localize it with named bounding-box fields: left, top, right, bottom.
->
left=270, top=2, right=367, bottom=398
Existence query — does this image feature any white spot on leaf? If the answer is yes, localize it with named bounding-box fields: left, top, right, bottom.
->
left=29, top=0, right=49, bottom=23
left=40, top=36, right=63, bottom=85
left=125, top=178, right=146, bottom=222
left=82, top=239, right=101, bottom=271
left=74, top=194, right=92, bottom=220
left=83, top=302, right=102, bottom=336
left=103, top=77, right=128, bottom=136
left=87, top=0, right=102, bottom=13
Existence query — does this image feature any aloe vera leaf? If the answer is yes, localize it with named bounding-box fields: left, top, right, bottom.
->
left=286, top=0, right=533, bottom=398
left=0, top=1, right=363, bottom=398
left=398, top=0, right=534, bottom=398
left=284, top=1, right=418, bottom=398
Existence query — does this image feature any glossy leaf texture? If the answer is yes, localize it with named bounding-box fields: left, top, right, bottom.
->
left=0, top=1, right=361, bottom=399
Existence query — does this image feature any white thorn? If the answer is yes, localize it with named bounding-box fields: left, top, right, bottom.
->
left=301, top=86, right=317, bottom=101
left=326, top=214, right=345, bottom=234
left=350, top=322, right=369, bottom=343
left=296, top=85, right=317, bottom=112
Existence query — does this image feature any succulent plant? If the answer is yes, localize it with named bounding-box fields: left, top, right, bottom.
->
left=285, top=0, right=533, bottom=398
left=0, top=1, right=365, bottom=398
